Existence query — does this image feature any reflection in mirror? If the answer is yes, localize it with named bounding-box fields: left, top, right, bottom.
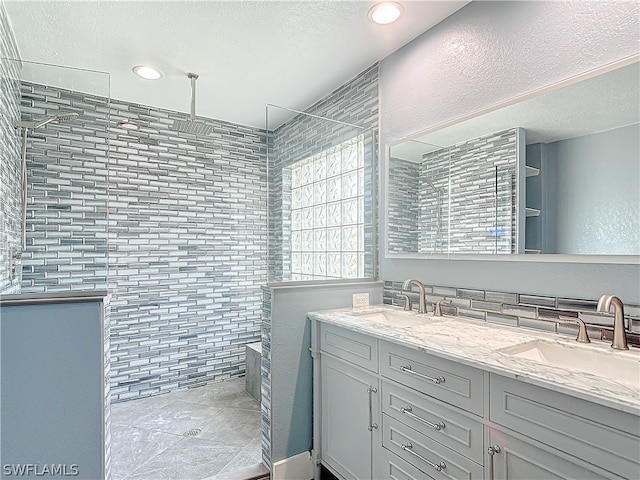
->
left=387, top=140, right=446, bottom=255
left=387, top=59, right=640, bottom=258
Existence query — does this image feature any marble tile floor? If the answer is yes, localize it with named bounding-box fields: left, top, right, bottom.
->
left=110, top=377, right=263, bottom=480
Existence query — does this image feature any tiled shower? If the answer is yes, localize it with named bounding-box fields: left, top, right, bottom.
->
left=3, top=54, right=380, bottom=409
left=12, top=79, right=268, bottom=401
left=388, top=127, right=518, bottom=255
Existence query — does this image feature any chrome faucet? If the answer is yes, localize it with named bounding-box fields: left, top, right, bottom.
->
left=434, top=299, right=452, bottom=316
left=397, top=293, right=412, bottom=311
left=558, top=315, right=591, bottom=343
left=402, top=279, right=426, bottom=314
left=596, top=294, right=629, bottom=350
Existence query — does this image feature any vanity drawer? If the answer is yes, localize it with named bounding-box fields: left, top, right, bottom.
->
left=381, top=379, right=483, bottom=464
left=380, top=341, right=484, bottom=416
left=320, top=322, right=378, bottom=372
left=490, top=373, right=640, bottom=479
left=377, top=447, right=439, bottom=480
left=383, top=414, right=483, bottom=480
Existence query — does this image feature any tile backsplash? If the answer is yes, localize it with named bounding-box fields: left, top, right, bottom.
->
left=384, top=280, right=640, bottom=346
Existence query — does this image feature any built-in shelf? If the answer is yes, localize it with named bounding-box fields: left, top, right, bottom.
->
left=524, top=155, right=542, bottom=252
left=526, top=165, right=540, bottom=177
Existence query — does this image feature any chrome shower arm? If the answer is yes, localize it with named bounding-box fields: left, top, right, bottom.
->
left=188, top=72, right=199, bottom=122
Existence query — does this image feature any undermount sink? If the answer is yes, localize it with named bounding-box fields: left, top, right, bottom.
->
left=351, top=310, right=438, bottom=327
left=501, top=340, right=640, bottom=387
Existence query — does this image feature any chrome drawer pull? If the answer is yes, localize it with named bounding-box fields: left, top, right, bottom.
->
left=401, top=442, right=446, bottom=472
left=367, top=386, right=378, bottom=431
left=400, top=405, right=445, bottom=431
left=488, top=445, right=501, bottom=480
left=399, top=364, right=445, bottom=384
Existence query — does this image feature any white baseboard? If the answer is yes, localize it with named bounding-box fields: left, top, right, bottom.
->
left=272, top=451, right=314, bottom=480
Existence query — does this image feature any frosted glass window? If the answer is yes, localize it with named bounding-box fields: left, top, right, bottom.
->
left=288, top=134, right=365, bottom=279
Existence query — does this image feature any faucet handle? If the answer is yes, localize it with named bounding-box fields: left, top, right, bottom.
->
left=558, top=315, right=591, bottom=343
left=434, top=299, right=452, bottom=316
left=397, top=294, right=412, bottom=311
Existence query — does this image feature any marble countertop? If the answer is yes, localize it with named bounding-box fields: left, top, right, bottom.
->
left=308, top=305, right=640, bottom=416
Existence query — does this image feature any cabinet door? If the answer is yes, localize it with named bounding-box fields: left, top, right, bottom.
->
left=488, top=429, right=618, bottom=480
left=322, top=355, right=379, bottom=480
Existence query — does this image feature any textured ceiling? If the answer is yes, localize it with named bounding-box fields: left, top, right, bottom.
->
left=4, top=0, right=469, bottom=129
left=392, top=58, right=640, bottom=161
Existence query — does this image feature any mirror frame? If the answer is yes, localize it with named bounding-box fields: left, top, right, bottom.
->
left=384, top=54, right=640, bottom=265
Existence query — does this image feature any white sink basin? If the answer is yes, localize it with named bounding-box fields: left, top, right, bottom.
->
left=351, top=310, right=438, bottom=327
left=501, top=340, right=640, bottom=387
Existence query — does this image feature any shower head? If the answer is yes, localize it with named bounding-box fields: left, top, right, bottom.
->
left=19, top=112, right=79, bottom=129
left=172, top=118, right=214, bottom=135
left=55, top=112, right=79, bottom=122
left=172, top=73, right=213, bottom=136
left=35, top=112, right=79, bottom=128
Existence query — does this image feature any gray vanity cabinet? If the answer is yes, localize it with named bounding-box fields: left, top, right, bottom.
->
left=488, top=373, right=639, bottom=479
left=312, top=319, right=640, bottom=480
left=317, top=323, right=381, bottom=479
left=321, top=356, right=379, bottom=479
left=378, top=341, right=484, bottom=480
left=487, top=429, right=611, bottom=480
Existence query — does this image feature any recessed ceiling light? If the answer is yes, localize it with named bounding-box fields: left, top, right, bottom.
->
left=132, top=65, right=164, bottom=80
left=368, top=2, right=404, bottom=25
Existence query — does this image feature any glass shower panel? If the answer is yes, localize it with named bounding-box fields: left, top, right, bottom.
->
left=387, top=139, right=450, bottom=256
left=3, top=60, right=110, bottom=295
left=418, top=144, right=450, bottom=255
left=1, top=57, right=23, bottom=294
left=266, top=104, right=375, bottom=283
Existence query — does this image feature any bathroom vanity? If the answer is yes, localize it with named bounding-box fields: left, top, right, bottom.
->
left=309, top=306, right=640, bottom=480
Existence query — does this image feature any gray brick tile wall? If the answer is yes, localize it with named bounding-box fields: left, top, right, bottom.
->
left=419, top=147, right=450, bottom=253
left=260, top=287, right=272, bottom=470
left=422, top=128, right=517, bottom=254
left=17, top=82, right=267, bottom=402
left=103, top=295, right=112, bottom=480
left=268, top=64, right=379, bottom=282
left=19, top=82, right=110, bottom=294
left=387, top=157, right=419, bottom=253
left=0, top=2, right=22, bottom=295
left=388, top=129, right=518, bottom=255
left=106, top=103, right=267, bottom=401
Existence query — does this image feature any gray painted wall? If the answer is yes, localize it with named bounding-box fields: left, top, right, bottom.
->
left=265, top=280, right=383, bottom=465
left=547, top=123, right=639, bottom=255
left=1, top=298, right=107, bottom=479
left=379, top=0, right=640, bottom=303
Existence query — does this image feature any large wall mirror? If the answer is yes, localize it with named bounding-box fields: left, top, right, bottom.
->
left=386, top=58, right=640, bottom=263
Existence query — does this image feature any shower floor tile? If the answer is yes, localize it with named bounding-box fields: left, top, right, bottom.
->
left=110, top=377, right=262, bottom=480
